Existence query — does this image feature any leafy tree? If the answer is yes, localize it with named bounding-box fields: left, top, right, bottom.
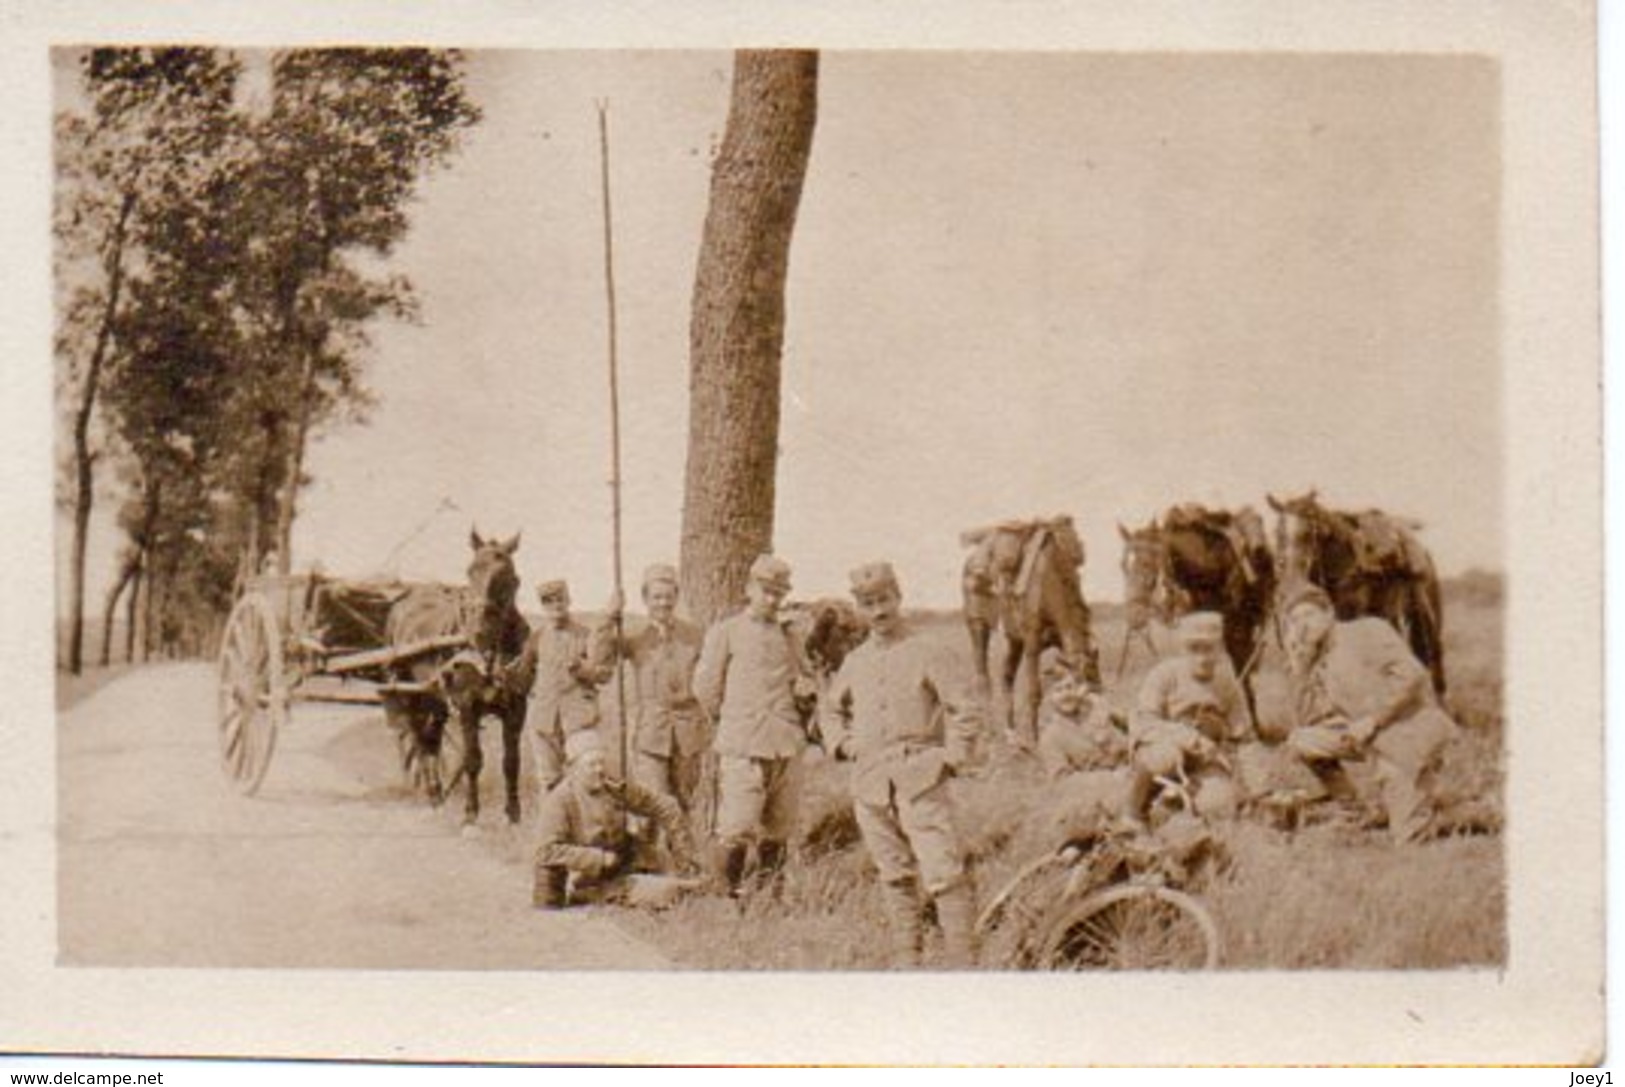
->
left=227, top=49, right=479, bottom=575
left=54, top=47, right=242, bottom=672
left=679, top=51, right=819, bottom=625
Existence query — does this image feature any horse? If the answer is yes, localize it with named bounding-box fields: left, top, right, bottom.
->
left=1117, top=505, right=1275, bottom=716
left=961, top=515, right=1102, bottom=749
left=383, top=530, right=531, bottom=826
left=1267, top=490, right=1446, bottom=695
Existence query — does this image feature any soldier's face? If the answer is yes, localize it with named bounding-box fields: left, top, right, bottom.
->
left=540, top=591, right=570, bottom=627
left=644, top=582, right=679, bottom=622
left=1184, top=639, right=1221, bottom=680
left=1051, top=675, right=1087, bottom=716
left=855, top=585, right=902, bottom=637
left=572, top=749, right=606, bottom=791
left=746, top=579, right=787, bottom=619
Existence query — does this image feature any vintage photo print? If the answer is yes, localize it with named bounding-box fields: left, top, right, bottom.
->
left=0, top=0, right=1602, bottom=1068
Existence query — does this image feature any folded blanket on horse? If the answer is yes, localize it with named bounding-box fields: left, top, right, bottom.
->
left=1349, top=511, right=1426, bottom=578
left=961, top=516, right=1086, bottom=599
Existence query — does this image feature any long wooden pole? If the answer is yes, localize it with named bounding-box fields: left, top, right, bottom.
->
left=597, top=101, right=630, bottom=802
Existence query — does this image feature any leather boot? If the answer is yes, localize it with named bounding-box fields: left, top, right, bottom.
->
left=710, top=839, right=751, bottom=898
left=532, top=864, right=568, bottom=909
left=878, top=879, right=924, bottom=968
left=755, top=839, right=788, bottom=898
left=931, top=883, right=979, bottom=969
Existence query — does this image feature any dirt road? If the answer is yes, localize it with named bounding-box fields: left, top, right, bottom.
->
left=57, top=663, right=669, bottom=969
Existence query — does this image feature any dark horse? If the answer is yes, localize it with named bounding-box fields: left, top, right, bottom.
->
left=384, top=530, right=531, bottom=826
left=1267, top=490, right=1446, bottom=695
left=961, top=516, right=1102, bottom=749
left=1117, top=505, right=1275, bottom=715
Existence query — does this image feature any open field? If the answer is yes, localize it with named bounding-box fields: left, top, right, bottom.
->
left=616, top=582, right=1505, bottom=970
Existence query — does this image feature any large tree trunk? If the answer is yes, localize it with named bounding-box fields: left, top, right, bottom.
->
left=273, top=330, right=326, bottom=577
left=679, top=51, right=818, bottom=628
left=66, top=190, right=136, bottom=674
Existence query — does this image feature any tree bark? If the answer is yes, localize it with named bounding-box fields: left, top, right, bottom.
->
left=99, top=552, right=139, bottom=667
left=124, top=556, right=143, bottom=664
left=679, top=51, right=818, bottom=628
left=66, top=189, right=136, bottom=674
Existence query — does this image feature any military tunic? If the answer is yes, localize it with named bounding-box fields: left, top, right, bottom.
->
left=821, top=621, right=984, bottom=895
left=517, top=621, right=615, bottom=790
left=1130, top=655, right=1252, bottom=819
left=533, top=775, right=693, bottom=906
left=1288, top=617, right=1458, bottom=843
left=693, top=610, right=810, bottom=843
left=606, top=615, right=708, bottom=812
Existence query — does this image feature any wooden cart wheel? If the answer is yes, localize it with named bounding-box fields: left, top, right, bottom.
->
left=217, top=592, right=287, bottom=795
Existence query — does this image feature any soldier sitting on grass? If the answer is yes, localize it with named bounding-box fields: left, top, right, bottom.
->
left=532, top=731, right=699, bottom=910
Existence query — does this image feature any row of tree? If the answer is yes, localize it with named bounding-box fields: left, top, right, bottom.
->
left=55, top=47, right=481, bottom=672
left=57, top=44, right=821, bottom=669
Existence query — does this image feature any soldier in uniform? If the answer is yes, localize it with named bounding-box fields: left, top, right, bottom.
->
left=693, top=554, right=817, bottom=897
left=1037, top=646, right=1129, bottom=783
left=532, top=730, right=698, bottom=908
left=601, top=563, right=709, bottom=821
left=821, top=561, right=985, bottom=968
left=1280, top=582, right=1458, bottom=844
left=1128, top=611, right=1253, bottom=823
left=514, top=578, right=615, bottom=794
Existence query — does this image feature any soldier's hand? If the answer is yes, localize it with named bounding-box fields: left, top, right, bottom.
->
left=1349, top=716, right=1379, bottom=746
left=591, top=847, right=619, bottom=876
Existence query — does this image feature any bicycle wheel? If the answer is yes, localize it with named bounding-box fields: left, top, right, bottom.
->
left=976, top=852, right=1077, bottom=969
left=1036, top=884, right=1221, bottom=970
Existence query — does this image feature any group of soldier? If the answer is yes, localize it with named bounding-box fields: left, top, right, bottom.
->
left=513, top=551, right=1461, bottom=969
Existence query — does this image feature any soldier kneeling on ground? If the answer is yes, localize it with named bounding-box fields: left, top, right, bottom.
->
left=533, top=730, right=701, bottom=910
left=1127, top=612, right=1253, bottom=825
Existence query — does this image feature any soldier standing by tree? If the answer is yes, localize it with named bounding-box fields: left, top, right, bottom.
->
left=821, top=562, right=985, bottom=969
left=692, top=554, right=815, bottom=897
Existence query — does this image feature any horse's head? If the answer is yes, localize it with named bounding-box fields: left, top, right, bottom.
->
left=466, top=529, right=521, bottom=640
left=1118, top=520, right=1165, bottom=629
left=1267, top=490, right=1325, bottom=586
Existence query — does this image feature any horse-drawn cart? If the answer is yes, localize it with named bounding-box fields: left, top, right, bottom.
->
left=215, top=573, right=469, bottom=796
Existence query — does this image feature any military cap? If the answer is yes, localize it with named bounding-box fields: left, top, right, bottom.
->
left=848, top=560, right=900, bottom=598
left=642, top=563, right=680, bottom=591
left=1280, top=581, right=1333, bottom=615
left=1177, top=611, right=1225, bottom=646
left=748, top=554, right=793, bottom=592
left=565, top=729, right=603, bottom=762
left=537, top=579, right=570, bottom=603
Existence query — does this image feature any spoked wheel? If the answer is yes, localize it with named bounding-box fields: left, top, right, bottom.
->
left=1037, top=885, right=1220, bottom=970
left=216, top=592, right=288, bottom=796
left=975, top=851, right=1078, bottom=969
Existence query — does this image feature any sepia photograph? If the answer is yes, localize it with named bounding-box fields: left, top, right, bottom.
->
left=1, top=0, right=1604, bottom=1069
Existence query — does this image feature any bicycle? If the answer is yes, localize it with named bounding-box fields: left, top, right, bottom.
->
left=975, top=820, right=1221, bottom=970
left=975, top=764, right=1224, bottom=970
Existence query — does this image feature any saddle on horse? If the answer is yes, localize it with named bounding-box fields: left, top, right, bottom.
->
left=1162, top=504, right=1268, bottom=586
left=1347, top=510, right=1426, bottom=579
left=961, top=515, right=1085, bottom=601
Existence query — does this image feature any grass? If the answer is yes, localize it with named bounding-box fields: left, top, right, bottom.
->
left=612, top=590, right=1505, bottom=971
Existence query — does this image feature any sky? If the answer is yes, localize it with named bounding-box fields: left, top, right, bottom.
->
left=60, top=49, right=1501, bottom=611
